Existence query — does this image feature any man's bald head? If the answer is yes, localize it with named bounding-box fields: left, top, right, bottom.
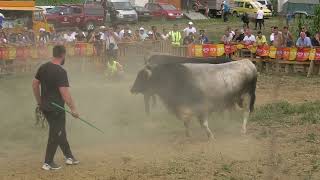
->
left=300, top=32, right=306, bottom=39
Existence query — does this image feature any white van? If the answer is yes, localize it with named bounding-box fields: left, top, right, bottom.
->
left=257, top=0, right=273, bottom=12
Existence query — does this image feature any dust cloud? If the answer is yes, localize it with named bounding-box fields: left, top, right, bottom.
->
left=0, top=57, right=265, bottom=179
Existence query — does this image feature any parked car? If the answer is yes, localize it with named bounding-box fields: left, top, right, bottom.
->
left=233, top=0, right=272, bottom=18
left=145, top=2, right=183, bottom=20
left=45, top=4, right=105, bottom=30
left=36, top=6, right=55, bottom=14
left=107, top=0, right=138, bottom=24
left=257, top=0, right=273, bottom=12
left=134, top=6, right=151, bottom=21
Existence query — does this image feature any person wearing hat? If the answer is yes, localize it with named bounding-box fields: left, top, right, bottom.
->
left=183, top=22, right=197, bottom=37
left=169, top=24, right=182, bottom=46
left=139, top=27, right=148, bottom=41
left=38, top=28, right=48, bottom=45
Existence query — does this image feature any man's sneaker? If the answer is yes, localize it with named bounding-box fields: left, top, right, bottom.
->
left=65, top=157, right=80, bottom=165
left=42, top=162, right=62, bottom=170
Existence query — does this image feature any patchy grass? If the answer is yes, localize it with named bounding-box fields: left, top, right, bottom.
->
left=251, top=101, right=320, bottom=125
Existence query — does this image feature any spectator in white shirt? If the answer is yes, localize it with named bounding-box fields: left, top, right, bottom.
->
left=64, top=31, right=76, bottom=43
left=139, top=27, right=148, bottom=41
left=119, top=25, right=132, bottom=40
left=255, top=7, right=264, bottom=30
left=242, top=29, right=256, bottom=45
left=161, top=28, right=170, bottom=40
left=183, top=22, right=197, bottom=37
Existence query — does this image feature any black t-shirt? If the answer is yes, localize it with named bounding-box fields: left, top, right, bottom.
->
left=311, top=37, right=320, bottom=47
left=35, top=62, right=69, bottom=111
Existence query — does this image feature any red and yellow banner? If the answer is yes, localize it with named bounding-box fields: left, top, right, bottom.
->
left=1, top=43, right=320, bottom=62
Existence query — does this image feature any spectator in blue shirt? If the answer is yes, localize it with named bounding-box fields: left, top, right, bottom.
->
left=296, top=32, right=312, bottom=48
left=199, top=29, right=209, bottom=44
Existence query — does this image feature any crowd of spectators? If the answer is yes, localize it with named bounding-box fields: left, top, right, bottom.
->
left=1, top=21, right=319, bottom=51
left=217, top=25, right=320, bottom=49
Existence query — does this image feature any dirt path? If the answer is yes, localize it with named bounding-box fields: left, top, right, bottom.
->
left=0, top=72, right=319, bottom=180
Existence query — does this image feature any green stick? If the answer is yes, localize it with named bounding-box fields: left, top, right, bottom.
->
left=51, top=102, right=104, bottom=134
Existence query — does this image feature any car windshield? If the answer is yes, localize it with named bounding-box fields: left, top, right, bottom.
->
left=112, top=2, right=133, bottom=10
left=252, top=2, right=262, bottom=8
left=47, top=6, right=61, bottom=13
left=135, top=6, right=147, bottom=11
left=160, top=4, right=176, bottom=10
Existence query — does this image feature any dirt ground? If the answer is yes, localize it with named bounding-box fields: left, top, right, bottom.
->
left=0, top=60, right=320, bottom=180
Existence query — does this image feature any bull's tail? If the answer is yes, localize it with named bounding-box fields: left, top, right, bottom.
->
left=249, top=76, right=257, bottom=113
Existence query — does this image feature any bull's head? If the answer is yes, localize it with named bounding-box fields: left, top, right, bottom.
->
left=131, top=66, right=155, bottom=115
left=130, top=66, right=153, bottom=94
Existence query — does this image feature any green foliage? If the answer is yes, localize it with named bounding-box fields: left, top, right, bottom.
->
left=311, top=5, right=320, bottom=34
left=251, top=101, right=320, bottom=125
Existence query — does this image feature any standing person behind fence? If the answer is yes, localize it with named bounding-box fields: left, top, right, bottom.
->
left=282, top=26, right=293, bottom=47
left=32, top=45, right=80, bottom=171
left=169, top=24, right=182, bottom=46
left=183, top=22, right=197, bottom=37
left=221, top=1, right=230, bottom=22
left=272, top=26, right=284, bottom=48
left=255, top=7, right=264, bottom=30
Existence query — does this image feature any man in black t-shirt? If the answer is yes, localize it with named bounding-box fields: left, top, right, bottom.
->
left=32, top=45, right=80, bottom=171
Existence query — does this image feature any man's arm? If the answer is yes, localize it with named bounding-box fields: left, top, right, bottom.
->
left=32, top=79, right=41, bottom=105
left=59, top=87, right=79, bottom=118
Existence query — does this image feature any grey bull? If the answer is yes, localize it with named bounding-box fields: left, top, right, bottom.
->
left=131, top=59, right=258, bottom=140
left=142, top=55, right=232, bottom=115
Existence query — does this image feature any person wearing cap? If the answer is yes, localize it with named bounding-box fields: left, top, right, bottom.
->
left=183, top=22, right=197, bottom=37
left=139, top=27, right=148, bottom=41
left=169, top=24, right=182, bottom=46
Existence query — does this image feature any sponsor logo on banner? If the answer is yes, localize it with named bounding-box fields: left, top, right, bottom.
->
left=194, top=45, right=203, bottom=57
left=315, top=48, right=320, bottom=60
left=202, top=44, right=210, bottom=57
left=209, top=44, right=217, bottom=56
left=282, top=48, right=290, bottom=60
left=276, top=48, right=283, bottom=59
left=269, top=46, right=277, bottom=59
left=256, top=45, right=269, bottom=57
left=296, top=48, right=310, bottom=61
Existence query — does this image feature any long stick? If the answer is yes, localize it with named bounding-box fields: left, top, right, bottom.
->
left=51, top=102, right=104, bottom=134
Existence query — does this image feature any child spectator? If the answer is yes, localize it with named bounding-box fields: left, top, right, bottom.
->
left=199, top=29, right=209, bottom=44
left=256, top=31, right=267, bottom=46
